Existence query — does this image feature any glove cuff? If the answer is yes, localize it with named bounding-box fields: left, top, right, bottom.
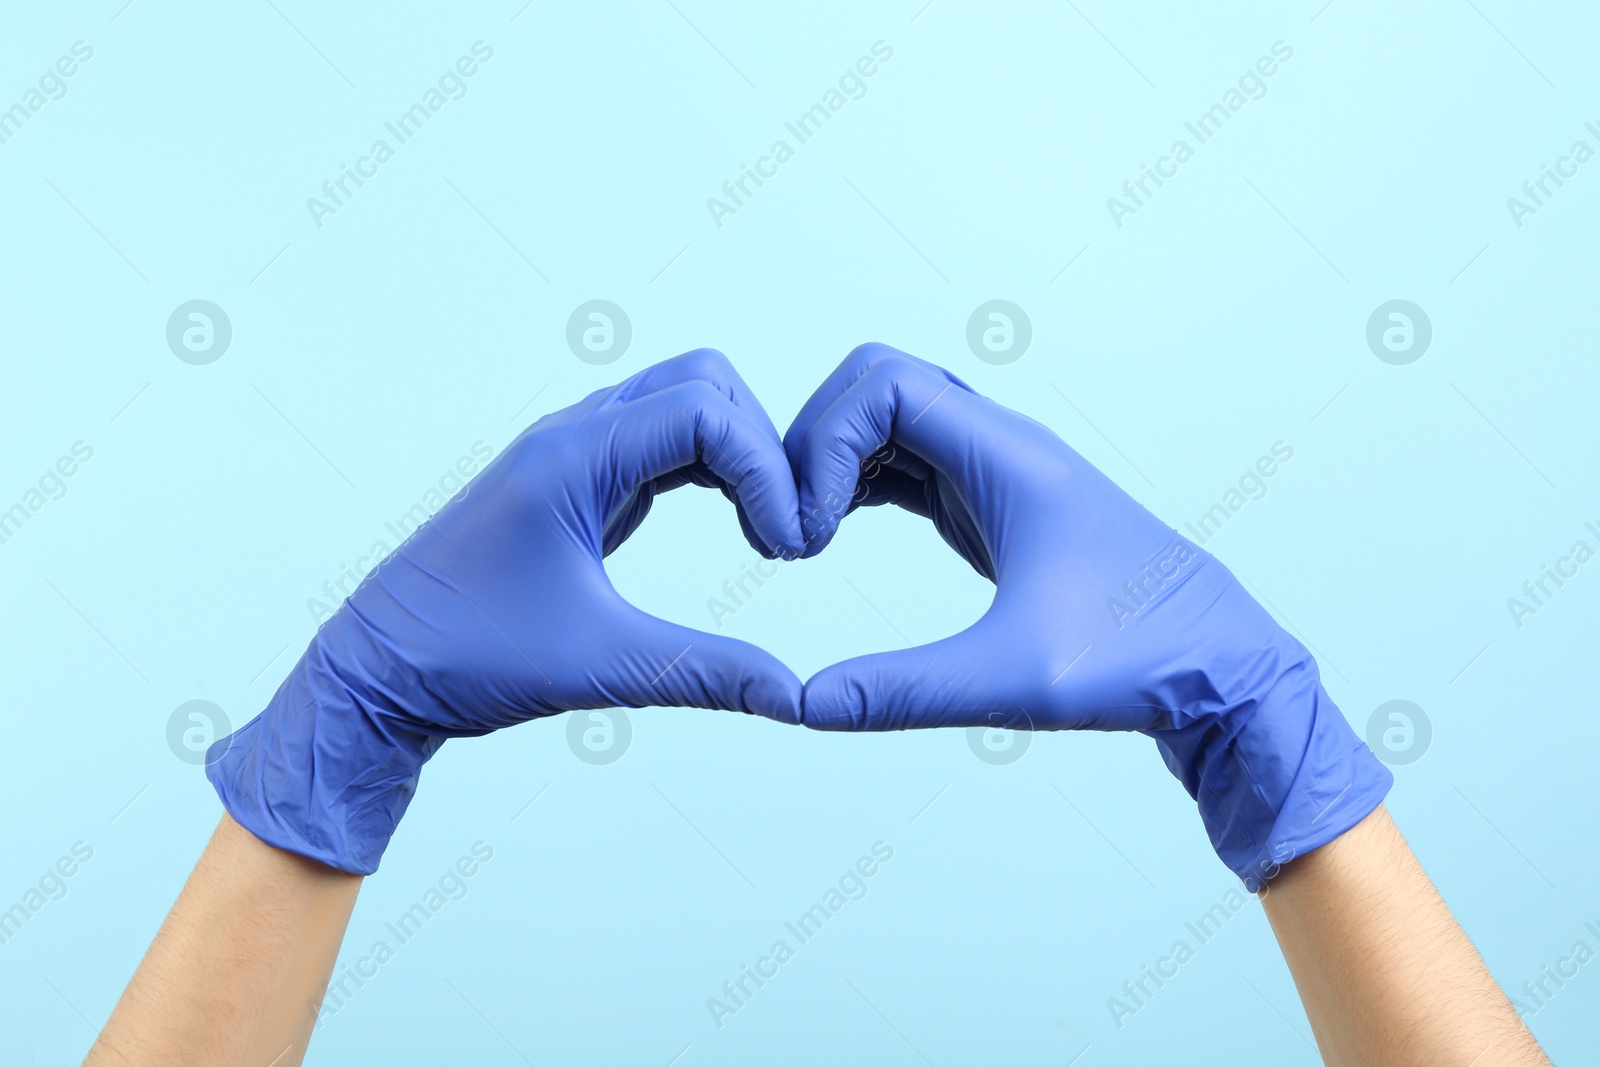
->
left=205, top=637, right=435, bottom=875
left=1206, top=659, right=1391, bottom=890
left=1154, top=647, right=1392, bottom=890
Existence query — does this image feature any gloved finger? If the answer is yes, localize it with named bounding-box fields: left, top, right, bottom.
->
left=597, top=608, right=804, bottom=724
left=855, top=442, right=940, bottom=517
left=783, top=342, right=976, bottom=479
left=608, top=380, right=805, bottom=557
left=677, top=467, right=774, bottom=554
left=667, top=468, right=780, bottom=559
left=613, top=348, right=787, bottom=448
left=794, top=354, right=999, bottom=557
left=607, top=351, right=794, bottom=558
left=790, top=449, right=934, bottom=545
left=602, top=464, right=778, bottom=561
left=876, top=442, right=935, bottom=484
left=799, top=627, right=1022, bottom=731
left=854, top=467, right=931, bottom=515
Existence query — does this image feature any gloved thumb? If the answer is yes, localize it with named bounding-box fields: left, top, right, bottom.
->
left=601, top=608, right=804, bottom=725
left=800, top=628, right=1020, bottom=731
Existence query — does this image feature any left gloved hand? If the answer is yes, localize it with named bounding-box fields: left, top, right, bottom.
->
left=208, top=350, right=806, bottom=874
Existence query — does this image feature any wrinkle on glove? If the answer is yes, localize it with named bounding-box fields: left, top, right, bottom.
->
left=209, top=350, right=805, bottom=874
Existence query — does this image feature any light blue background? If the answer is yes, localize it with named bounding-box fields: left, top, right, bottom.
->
left=2, top=1, right=1597, bottom=1063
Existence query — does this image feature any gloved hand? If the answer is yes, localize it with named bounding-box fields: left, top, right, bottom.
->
left=208, top=350, right=806, bottom=874
left=787, top=344, right=1391, bottom=887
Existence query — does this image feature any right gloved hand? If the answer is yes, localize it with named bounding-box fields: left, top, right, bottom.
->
left=208, top=350, right=806, bottom=875
left=787, top=344, right=1391, bottom=888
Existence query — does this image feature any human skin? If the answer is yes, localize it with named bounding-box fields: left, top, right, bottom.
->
left=780, top=344, right=1550, bottom=1065
left=85, top=348, right=1553, bottom=1064
left=1260, top=805, right=1550, bottom=1066
left=86, top=807, right=1551, bottom=1065
left=86, top=813, right=360, bottom=1066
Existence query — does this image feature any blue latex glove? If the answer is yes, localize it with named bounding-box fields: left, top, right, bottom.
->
left=208, top=350, right=806, bottom=874
left=787, top=344, right=1391, bottom=887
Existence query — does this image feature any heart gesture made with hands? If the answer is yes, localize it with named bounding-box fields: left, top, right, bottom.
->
left=208, top=345, right=1389, bottom=886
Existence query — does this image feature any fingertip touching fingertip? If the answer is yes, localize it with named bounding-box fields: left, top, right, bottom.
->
left=762, top=527, right=804, bottom=561
left=798, top=677, right=868, bottom=731
left=797, top=519, right=838, bottom=558
left=745, top=672, right=804, bottom=725
left=750, top=523, right=804, bottom=563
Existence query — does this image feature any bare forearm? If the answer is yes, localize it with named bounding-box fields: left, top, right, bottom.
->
left=1260, top=805, right=1547, bottom=1066
left=87, top=813, right=360, bottom=1066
